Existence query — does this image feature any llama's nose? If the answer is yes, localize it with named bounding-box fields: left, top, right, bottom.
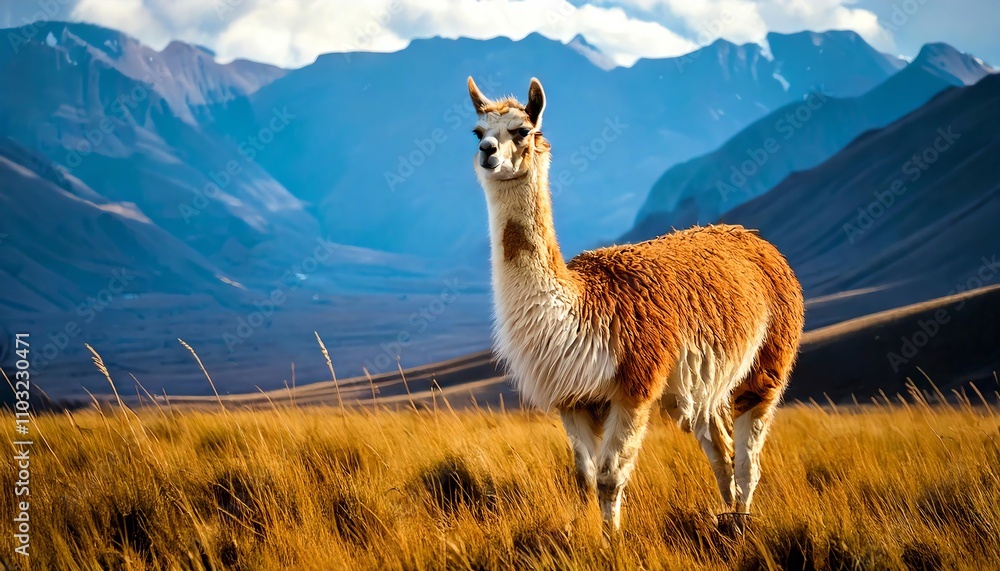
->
left=479, top=137, right=498, bottom=155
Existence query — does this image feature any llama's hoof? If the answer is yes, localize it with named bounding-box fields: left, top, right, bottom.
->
left=572, top=473, right=595, bottom=503
left=600, top=520, right=622, bottom=547
left=716, top=512, right=751, bottom=536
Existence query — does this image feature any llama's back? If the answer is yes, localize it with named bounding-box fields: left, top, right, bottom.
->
left=567, top=224, right=804, bottom=403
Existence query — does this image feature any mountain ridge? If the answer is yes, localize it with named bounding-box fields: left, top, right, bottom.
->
left=624, top=41, right=993, bottom=243
left=720, top=73, right=1000, bottom=328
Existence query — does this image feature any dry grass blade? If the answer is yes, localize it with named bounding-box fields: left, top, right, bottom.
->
left=363, top=367, right=379, bottom=414
left=178, top=338, right=226, bottom=413
left=397, top=357, right=416, bottom=412
left=315, top=331, right=344, bottom=413
left=130, top=372, right=168, bottom=422
left=968, top=382, right=995, bottom=415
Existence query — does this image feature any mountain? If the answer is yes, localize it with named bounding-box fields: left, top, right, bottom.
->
left=0, top=21, right=331, bottom=283
left=0, top=23, right=910, bottom=264
left=625, top=43, right=993, bottom=242
left=22, top=21, right=286, bottom=125
left=0, top=139, right=240, bottom=313
left=3, top=22, right=956, bottom=398
left=719, top=73, right=1000, bottom=328
left=211, top=30, right=905, bottom=258
left=764, top=30, right=905, bottom=96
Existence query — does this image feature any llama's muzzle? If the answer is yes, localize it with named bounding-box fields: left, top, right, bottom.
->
left=479, top=137, right=500, bottom=168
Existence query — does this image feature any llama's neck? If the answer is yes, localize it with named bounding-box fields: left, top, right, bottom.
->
left=482, top=152, right=572, bottom=293
left=481, top=151, right=616, bottom=411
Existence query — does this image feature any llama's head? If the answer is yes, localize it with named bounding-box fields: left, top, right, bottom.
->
left=467, top=77, right=549, bottom=183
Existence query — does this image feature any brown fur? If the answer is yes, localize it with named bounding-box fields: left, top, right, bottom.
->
left=502, top=221, right=534, bottom=262
left=567, top=226, right=805, bottom=406
left=480, top=99, right=522, bottom=115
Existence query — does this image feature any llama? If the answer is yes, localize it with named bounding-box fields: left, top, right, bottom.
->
left=467, top=76, right=805, bottom=530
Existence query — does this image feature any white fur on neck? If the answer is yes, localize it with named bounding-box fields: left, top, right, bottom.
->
left=479, top=161, right=617, bottom=411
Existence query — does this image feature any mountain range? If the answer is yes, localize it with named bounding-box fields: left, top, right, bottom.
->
left=625, top=42, right=993, bottom=242
left=211, top=29, right=907, bottom=258
left=0, top=21, right=996, bottom=400
left=0, top=21, right=937, bottom=312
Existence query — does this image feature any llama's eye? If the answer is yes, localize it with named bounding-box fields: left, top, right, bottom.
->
left=515, top=128, right=531, bottom=138
left=473, top=129, right=484, bottom=141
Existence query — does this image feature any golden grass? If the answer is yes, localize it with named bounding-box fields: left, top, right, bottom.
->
left=1, top=399, right=998, bottom=570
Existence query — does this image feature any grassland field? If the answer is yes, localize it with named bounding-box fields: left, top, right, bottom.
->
left=2, top=386, right=999, bottom=571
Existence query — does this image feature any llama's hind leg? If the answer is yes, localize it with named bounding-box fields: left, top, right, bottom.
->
left=596, top=399, right=652, bottom=530
left=732, top=339, right=795, bottom=513
left=694, top=409, right=736, bottom=508
left=733, top=394, right=777, bottom=513
left=732, top=280, right=802, bottom=513
left=560, top=404, right=607, bottom=498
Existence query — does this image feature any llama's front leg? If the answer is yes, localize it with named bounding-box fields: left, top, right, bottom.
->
left=596, top=400, right=652, bottom=530
left=559, top=404, right=606, bottom=497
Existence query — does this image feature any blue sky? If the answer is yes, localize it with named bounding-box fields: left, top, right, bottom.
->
left=1, top=0, right=996, bottom=68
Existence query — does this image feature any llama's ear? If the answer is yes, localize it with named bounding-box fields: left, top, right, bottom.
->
left=525, top=77, right=545, bottom=127
left=468, top=76, right=490, bottom=114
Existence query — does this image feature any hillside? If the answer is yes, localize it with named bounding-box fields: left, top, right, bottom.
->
left=0, top=141, right=240, bottom=313
left=721, top=73, right=1000, bottom=327
left=626, top=43, right=993, bottom=242
left=789, top=285, right=1000, bottom=404
left=0, top=23, right=323, bottom=281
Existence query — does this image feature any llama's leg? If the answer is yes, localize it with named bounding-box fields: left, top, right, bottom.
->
left=595, top=399, right=652, bottom=530
left=559, top=403, right=606, bottom=497
left=733, top=397, right=777, bottom=513
left=732, top=332, right=796, bottom=514
left=694, top=409, right=736, bottom=508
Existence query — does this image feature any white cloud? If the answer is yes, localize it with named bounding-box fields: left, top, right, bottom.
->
left=71, top=0, right=698, bottom=67
left=70, top=0, right=894, bottom=69
left=616, top=0, right=892, bottom=51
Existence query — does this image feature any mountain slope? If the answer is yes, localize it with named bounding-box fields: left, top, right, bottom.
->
left=0, top=141, right=240, bottom=313
left=0, top=22, right=328, bottom=281
left=765, top=30, right=905, bottom=96
left=626, top=43, right=993, bottom=242
left=0, top=22, right=460, bottom=300
left=788, top=285, right=1000, bottom=403
left=720, top=73, right=1000, bottom=328
left=25, top=21, right=287, bottom=124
